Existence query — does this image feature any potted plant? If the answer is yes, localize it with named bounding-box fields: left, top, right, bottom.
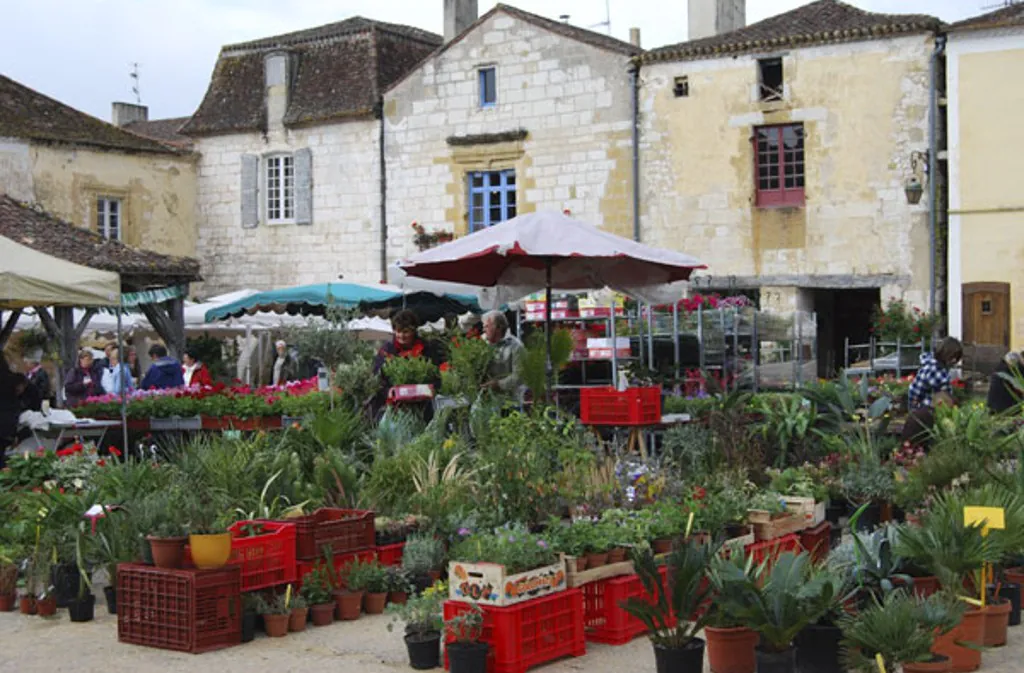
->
left=387, top=581, right=446, bottom=670
left=241, top=594, right=259, bottom=643
left=336, top=557, right=371, bottom=621
left=795, top=557, right=857, bottom=673
left=255, top=592, right=290, bottom=637
left=301, top=564, right=337, bottom=626
left=146, top=500, right=189, bottom=570
left=648, top=502, right=687, bottom=554
left=840, top=459, right=895, bottom=532
left=620, top=539, right=720, bottom=673
left=68, top=524, right=95, bottom=623
left=0, top=545, right=18, bottom=612
left=402, top=534, right=446, bottom=592
left=363, top=560, right=390, bottom=614
left=705, top=553, right=759, bottom=673
left=187, top=506, right=233, bottom=570
left=387, top=566, right=414, bottom=605
left=840, top=591, right=963, bottom=673
left=586, top=521, right=611, bottom=568
left=445, top=603, right=487, bottom=673
left=93, top=509, right=136, bottom=614
left=288, top=592, right=309, bottom=633
left=845, top=523, right=913, bottom=607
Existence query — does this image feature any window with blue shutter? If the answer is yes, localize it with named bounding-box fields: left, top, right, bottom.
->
left=468, top=170, right=516, bottom=232
left=478, top=67, right=497, bottom=108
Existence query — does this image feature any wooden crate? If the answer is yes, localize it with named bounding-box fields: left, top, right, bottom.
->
left=783, top=496, right=826, bottom=527
left=751, top=513, right=808, bottom=541
left=566, top=559, right=635, bottom=588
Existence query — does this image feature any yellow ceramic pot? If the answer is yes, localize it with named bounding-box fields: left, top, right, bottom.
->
left=188, top=533, right=232, bottom=569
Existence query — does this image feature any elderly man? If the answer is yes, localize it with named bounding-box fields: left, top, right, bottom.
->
left=481, top=310, right=525, bottom=394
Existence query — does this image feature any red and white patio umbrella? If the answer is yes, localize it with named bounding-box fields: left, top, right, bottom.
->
left=398, top=211, right=706, bottom=392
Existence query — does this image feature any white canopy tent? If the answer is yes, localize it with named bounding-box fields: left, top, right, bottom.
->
left=0, top=235, right=120, bottom=309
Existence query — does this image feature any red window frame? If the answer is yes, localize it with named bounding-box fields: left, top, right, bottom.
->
left=754, top=123, right=805, bottom=207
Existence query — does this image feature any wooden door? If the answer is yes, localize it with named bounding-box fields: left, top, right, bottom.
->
left=963, top=282, right=1010, bottom=347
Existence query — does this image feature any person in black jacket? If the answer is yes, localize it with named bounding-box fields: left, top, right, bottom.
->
left=987, top=351, right=1023, bottom=414
left=0, top=356, right=20, bottom=468
left=64, top=348, right=104, bottom=407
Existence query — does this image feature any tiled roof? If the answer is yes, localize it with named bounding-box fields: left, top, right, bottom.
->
left=0, top=74, right=179, bottom=154
left=949, top=3, right=1024, bottom=32
left=122, top=117, right=194, bottom=149
left=181, top=17, right=441, bottom=135
left=495, top=5, right=642, bottom=56
left=644, top=0, right=940, bottom=63
left=0, top=195, right=201, bottom=290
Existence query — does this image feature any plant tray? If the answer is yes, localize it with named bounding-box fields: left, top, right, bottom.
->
left=377, top=542, right=405, bottom=567
left=751, top=513, right=808, bottom=541
left=117, top=563, right=241, bottom=654
left=277, top=508, right=375, bottom=561
left=449, top=557, right=567, bottom=607
left=581, top=567, right=673, bottom=645
left=783, top=496, right=826, bottom=527
left=579, top=386, right=662, bottom=427
left=295, top=549, right=377, bottom=590
left=565, top=559, right=635, bottom=588
left=443, top=589, right=586, bottom=673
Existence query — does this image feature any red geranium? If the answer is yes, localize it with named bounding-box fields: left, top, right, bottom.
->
left=108, top=446, right=122, bottom=458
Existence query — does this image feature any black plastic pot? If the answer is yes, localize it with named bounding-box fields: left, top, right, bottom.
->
left=241, top=611, right=257, bottom=643
left=999, top=583, right=1021, bottom=627
left=796, top=624, right=843, bottom=673
left=447, top=641, right=488, bottom=673
left=653, top=639, right=705, bottom=673
left=848, top=501, right=881, bottom=533
left=51, top=563, right=81, bottom=608
left=103, top=585, right=117, bottom=615
left=757, top=647, right=797, bottom=673
left=825, top=501, right=846, bottom=525
left=68, top=594, right=95, bottom=622
left=724, top=522, right=749, bottom=539
left=405, top=630, right=441, bottom=670
left=413, top=573, right=436, bottom=595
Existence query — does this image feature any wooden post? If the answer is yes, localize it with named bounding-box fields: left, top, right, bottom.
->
left=139, top=296, right=187, bottom=359
left=0, top=309, right=22, bottom=349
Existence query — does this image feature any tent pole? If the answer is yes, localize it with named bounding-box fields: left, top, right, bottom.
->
left=545, top=259, right=553, bottom=403
left=117, top=299, right=129, bottom=457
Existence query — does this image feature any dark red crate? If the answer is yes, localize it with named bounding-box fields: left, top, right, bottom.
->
left=295, top=549, right=377, bottom=589
left=275, top=508, right=375, bottom=561
left=581, top=566, right=673, bottom=645
left=227, top=520, right=296, bottom=591
left=745, top=533, right=802, bottom=572
left=799, top=521, right=832, bottom=563
left=377, top=542, right=405, bottom=567
left=444, top=589, right=586, bottom=673
left=117, top=563, right=241, bottom=654
left=579, top=387, right=661, bottom=426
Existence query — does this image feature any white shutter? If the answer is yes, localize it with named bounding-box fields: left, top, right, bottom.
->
left=294, top=148, right=313, bottom=226
left=241, top=154, right=259, bottom=229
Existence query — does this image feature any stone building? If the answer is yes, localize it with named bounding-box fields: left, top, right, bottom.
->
left=0, top=74, right=198, bottom=258
left=382, top=2, right=642, bottom=265
left=637, top=0, right=942, bottom=375
left=182, top=17, right=441, bottom=294
left=945, top=4, right=1024, bottom=355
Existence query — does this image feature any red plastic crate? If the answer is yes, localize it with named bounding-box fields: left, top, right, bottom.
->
left=579, top=387, right=661, bottom=426
left=295, top=549, right=377, bottom=589
left=227, top=520, right=296, bottom=591
left=276, top=508, right=375, bottom=561
left=377, top=542, right=405, bottom=567
left=745, top=533, right=802, bottom=572
left=117, top=563, right=241, bottom=653
left=799, top=521, right=832, bottom=564
left=581, top=566, right=674, bottom=645
left=444, top=589, right=586, bottom=673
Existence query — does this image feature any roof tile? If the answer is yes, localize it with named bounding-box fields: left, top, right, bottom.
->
left=122, top=117, right=194, bottom=149
left=949, top=3, right=1024, bottom=32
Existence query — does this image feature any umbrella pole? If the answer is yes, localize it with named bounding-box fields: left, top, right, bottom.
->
left=545, top=259, right=553, bottom=403
left=117, top=300, right=129, bottom=457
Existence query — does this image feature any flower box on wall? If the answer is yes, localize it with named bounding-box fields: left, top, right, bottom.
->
left=448, top=556, right=567, bottom=607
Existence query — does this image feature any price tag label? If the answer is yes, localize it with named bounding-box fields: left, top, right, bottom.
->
left=964, top=506, right=1005, bottom=532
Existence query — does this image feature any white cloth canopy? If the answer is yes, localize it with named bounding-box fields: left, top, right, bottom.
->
left=0, top=235, right=120, bottom=309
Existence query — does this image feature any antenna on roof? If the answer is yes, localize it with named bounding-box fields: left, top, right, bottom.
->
left=129, top=62, right=141, bottom=105
left=588, top=0, right=612, bottom=35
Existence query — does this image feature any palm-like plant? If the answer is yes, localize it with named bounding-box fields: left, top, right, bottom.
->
left=894, top=510, right=998, bottom=594
left=620, top=538, right=721, bottom=650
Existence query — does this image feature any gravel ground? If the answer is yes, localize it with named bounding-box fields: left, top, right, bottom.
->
left=2, top=597, right=1024, bottom=673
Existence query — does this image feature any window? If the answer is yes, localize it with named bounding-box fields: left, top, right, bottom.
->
left=758, top=57, right=784, bottom=102
left=982, top=300, right=993, bottom=315
left=468, top=170, right=516, bottom=231
left=754, top=124, right=805, bottom=207
left=673, top=76, right=689, bottom=98
left=478, top=67, right=497, bottom=107
left=96, top=197, right=121, bottom=240
left=265, top=154, right=295, bottom=223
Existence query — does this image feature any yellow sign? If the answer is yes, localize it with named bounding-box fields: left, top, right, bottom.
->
left=964, top=506, right=1005, bottom=531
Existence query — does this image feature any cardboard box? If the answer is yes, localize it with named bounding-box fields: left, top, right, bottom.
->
left=448, top=556, right=567, bottom=607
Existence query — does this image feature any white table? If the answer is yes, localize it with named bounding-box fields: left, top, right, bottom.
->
left=25, top=419, right=122, bottom=452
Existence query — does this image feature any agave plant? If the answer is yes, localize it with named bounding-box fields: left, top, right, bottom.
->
left=843, top=522, right=913, bottom=602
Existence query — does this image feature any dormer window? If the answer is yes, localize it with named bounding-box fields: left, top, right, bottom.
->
left=758, top=57, right=784, bottom=102
left=265, top=52, right=289, bottom=89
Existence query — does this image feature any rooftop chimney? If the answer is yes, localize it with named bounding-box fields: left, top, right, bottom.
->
left=444, top=0, right=478, bottom=42
left=629, top=27, right=641, bottom=48
left=688, top=0, right=746, bottom=41
left=111, top=102, right=148, bottom=127
left=264, top=51, right=290, bottom=130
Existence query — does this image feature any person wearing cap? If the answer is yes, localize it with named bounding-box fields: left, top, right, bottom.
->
left=272, top=340, right=298, bottom=386
left=140, top=344, right=185, bottom=390
left=64, top=348, right=104, bottom=406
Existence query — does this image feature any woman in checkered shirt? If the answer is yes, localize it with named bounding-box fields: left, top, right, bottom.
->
left=908, top=337, right=963, bottom=410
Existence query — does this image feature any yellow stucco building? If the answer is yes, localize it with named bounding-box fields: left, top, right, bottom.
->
left=946, top=5, right=1024, bottom=355
left=0, top=75, right=197, bottom=259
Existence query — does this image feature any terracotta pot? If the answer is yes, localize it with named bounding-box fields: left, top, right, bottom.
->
left=568, top=556, right=588, bottom=573
left=36, top=596, right=57, bottom=617
left=146, top=536, right=187, bottom=569
left=364, top=592, right=388, bottom=615
left=983, top=598, right=1011, bottom=647
left=913, top=576, right=941, bottom=598
left=427, top=570, right=442, bottom=582
left=0, top=594, right=14, bottom=612
left=705, top=626, right=758, bottom=673
left=335, top=589, right=363, bottom=621
left=263, top=613, right=289, bottom=637
left=310, top=603, right=335, bottom=626
left=903, top=655, right=952, bottom=673
left=188, top=533, right=232, bottom=570
left=653, top=538, right=673, bottom=554
left=389, top=591, right=408, bottom=605
left=932, top=607, right=985, bottom=672
left=586, top=551, right=609, bottom=568
left=18, top=595, right=35, bottom=615
left=607, top=547, right=627, bottom=564
left=289, top=606, right=308, bottom=632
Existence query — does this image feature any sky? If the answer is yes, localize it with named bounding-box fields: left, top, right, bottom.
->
left=0, top=0, right=995, bottom=123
